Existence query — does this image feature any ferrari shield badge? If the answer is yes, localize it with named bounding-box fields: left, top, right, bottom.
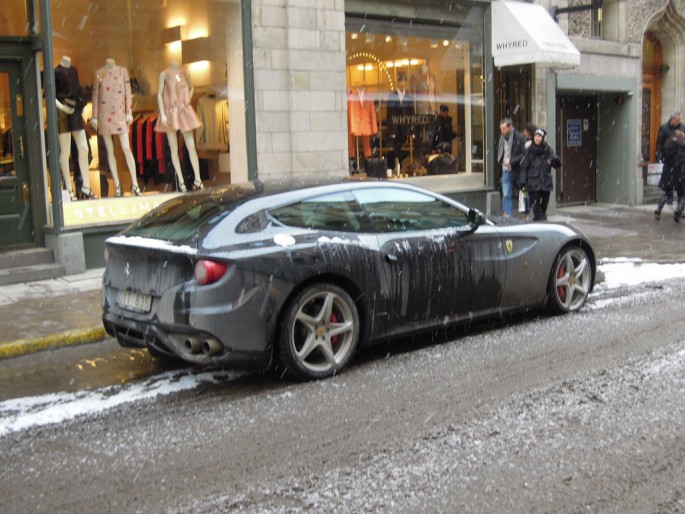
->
left=505, top=239, right=513, bottom=253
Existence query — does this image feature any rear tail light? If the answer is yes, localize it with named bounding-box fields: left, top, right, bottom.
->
left=194, top=260, right=229, bottom=285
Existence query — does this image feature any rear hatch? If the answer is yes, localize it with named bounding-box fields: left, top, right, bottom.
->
left=104, top=183, right=263, bottom=296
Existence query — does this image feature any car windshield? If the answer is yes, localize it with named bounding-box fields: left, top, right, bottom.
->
left=122, top=183, right=261, bottom=241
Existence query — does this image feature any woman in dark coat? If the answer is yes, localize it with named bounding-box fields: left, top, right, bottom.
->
left=520, top=128, right=561, bottom=221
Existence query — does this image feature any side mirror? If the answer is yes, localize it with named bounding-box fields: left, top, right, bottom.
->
left=467, top=208, right=484, bottom=230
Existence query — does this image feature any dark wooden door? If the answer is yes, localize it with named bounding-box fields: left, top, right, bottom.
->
left=0, top=59, right=32, bottom=246
left=555, top=95, right=597, bottom=204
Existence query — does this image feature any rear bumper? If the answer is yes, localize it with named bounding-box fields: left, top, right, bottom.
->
left=102, top=270, right=274, bottom=368
left=103, top=312, right=270, bottom=369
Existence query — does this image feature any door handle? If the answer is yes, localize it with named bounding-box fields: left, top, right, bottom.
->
left=19, top=135, right=25, bottom=159
left=384, top=253, right=399, bottom=263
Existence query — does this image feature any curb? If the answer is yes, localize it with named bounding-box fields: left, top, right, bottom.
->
left=0, top=326, right=107, bottom=360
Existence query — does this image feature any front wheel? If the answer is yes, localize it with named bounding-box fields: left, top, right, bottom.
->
left=278, top=284, right=360, bottom=380
left=547, top=245, right=592, bottom=314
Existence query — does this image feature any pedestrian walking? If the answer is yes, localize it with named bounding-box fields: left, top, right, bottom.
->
left=665, top=128, right=685, bottom=222
left=519, top=122, right=537, bottom=216
left=497, top=117, right=526, bottom=217
left=520, top=128, right=561, bottom=221
left=654, top=111, right=684, bottom=220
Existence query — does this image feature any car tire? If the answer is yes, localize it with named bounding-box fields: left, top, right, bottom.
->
left=278, top=283, right=360, bottom=380
left=547, top=245, right=592, bottom=314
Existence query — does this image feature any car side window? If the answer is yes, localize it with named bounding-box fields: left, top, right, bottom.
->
left=269, top=192, right=363, bottom=232
left=352, top=187, right=468, bottom=232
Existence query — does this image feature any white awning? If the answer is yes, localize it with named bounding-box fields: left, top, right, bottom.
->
left=492, top=0, right=580, bottom=68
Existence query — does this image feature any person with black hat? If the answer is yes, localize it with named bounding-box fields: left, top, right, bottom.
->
left=520, top=128, right=561, bottom=221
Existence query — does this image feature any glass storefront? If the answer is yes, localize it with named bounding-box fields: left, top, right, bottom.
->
left=43, top=0, right=245, bottom=228
left=345, top=1, right=486, bottom=185
left=2, top=0, right=489, bottom=247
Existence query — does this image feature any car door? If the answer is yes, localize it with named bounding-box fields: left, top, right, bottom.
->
left=352, top=187, right=506, bottom=327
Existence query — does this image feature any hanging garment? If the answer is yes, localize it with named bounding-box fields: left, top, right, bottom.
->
left=195, top=94, right=229, bottom=151
left=348, top=89, right=378, bottom=136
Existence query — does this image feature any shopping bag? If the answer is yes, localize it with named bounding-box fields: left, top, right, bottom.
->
left=518, top=189, right=527, bottom=213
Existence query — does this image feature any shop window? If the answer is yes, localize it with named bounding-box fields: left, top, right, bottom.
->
left=46, top=0, right=245, bottom=227
left=345, top=2, right=486, bottom=184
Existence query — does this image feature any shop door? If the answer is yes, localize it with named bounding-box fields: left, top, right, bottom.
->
left=0, top=60, right=32, bottom=246
left=555, top=95, right=597, bottom=204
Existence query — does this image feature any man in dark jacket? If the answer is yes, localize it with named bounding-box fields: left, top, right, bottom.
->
left=665, top=127, right=685, bottom=222
left=497, top=118, right=527, bottom=217
left=654, top=111, right=684, bottom=220
left=520, top=128, right=561, bottom=221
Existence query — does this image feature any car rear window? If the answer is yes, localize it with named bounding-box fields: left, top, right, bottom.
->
left=122, top=185, right=259, bottom=241
left=269, top=191, right=362, bottom=232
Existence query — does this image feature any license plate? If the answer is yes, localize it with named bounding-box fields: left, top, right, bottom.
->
left=117, top=289, right=152, bottom=313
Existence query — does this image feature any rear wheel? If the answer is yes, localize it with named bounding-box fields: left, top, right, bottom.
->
left=278, top=284, right=360, bottom=380
left=547, top=245, right=592, bottom=313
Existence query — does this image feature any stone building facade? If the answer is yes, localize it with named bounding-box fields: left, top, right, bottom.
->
left=251, top=0, right=349, bottom=181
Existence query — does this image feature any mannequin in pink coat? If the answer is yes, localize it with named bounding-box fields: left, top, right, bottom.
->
left=91, top=58, right=141, bottom=196
left=154, top=61, right=204, bottom=192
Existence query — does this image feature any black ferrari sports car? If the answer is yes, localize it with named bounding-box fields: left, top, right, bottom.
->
left=102, top=179, right=595, bottom=380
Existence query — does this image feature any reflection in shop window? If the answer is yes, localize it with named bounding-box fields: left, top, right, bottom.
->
left=48, top=0, right=244, bottom=225
left=345, top=5, right=485, bottom=180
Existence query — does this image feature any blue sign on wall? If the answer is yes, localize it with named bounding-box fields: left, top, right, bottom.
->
left=567, top=119, right=582, bottom=147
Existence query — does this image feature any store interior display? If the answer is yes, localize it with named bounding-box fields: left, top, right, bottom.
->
left=345, top=28, right=481, bottom=178
left=38, top=0, right=240, bottom=207
left=50, top=58, right=231, bottom=200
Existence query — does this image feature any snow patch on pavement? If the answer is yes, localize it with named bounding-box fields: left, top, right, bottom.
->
left=0, top=370, right=242, bottom=438
left=598, top=258, right=685, bottom=289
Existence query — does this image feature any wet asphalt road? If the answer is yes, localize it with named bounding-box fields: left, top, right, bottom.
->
left=0, top=203, right=683, bottom=512
left=1, top=278, right=684, bottom=513
left=1, top=204, right=683, bottom=402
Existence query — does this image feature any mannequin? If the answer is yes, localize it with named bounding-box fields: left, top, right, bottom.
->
left=91, top=58, right=141, bottom=196
left=410, top=63, right=437, bottom=114
left=410, top=63, right=438, bottom=159
left=55, top=55, right=95, bottom=200
left=347, top=86, right=378, bottom=160
left=386, top=72, right=414, bottom=173
left=154, top=61, right=204, bottom=192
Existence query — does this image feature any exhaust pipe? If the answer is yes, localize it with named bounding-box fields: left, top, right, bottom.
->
left=202, top=338, right=223, bottom=356
left=184, top=337, right=202, bottom=354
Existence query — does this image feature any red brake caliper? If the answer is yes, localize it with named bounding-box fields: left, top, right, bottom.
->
left=330, top=312, right=339, bottom=346
left=557, top=264, right=566, bottom=301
